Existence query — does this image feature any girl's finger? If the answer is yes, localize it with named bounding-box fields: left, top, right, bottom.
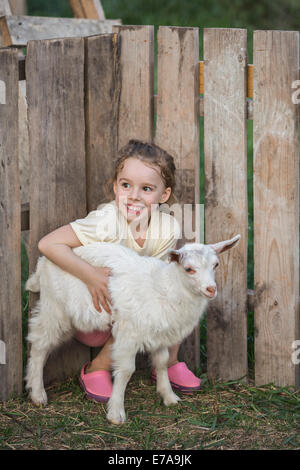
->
left=92, top=294, right=101, bottom=313
left=99, top=295, right=112, bottom=315
left=102, top=288, right=113, bottom=306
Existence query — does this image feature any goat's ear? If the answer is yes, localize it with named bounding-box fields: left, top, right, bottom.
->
left=168, top=249, right=183, bottom=264
left=209, top=234, right=241, bottom=255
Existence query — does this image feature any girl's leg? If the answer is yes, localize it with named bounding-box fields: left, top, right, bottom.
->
left=86, top=335, right=114, bottom=373
left=86, top=340, right=179, bottom=374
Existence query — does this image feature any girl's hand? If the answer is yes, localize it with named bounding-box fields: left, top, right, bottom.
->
left=86, top=266, right=113, bottom=315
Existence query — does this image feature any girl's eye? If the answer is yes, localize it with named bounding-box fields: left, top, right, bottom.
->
left=121, top=182, right=130, bottom=188
left=143, top=186, right=152, bottom=192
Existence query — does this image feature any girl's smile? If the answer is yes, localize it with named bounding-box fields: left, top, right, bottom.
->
left=113, top=157, right=171, bottom=222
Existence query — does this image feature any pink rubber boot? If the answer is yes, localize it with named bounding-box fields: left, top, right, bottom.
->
left=79, top=362, right=112, bottom=403
left=152, top=362, right=201, bottom=394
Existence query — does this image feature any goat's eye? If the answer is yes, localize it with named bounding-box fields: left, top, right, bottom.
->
left=213, top=262, right=219, bottom=270
left=185, top=267, right=196, bottom=274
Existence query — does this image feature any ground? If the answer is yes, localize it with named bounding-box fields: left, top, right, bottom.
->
left=0, top=370, right=299, bottom=450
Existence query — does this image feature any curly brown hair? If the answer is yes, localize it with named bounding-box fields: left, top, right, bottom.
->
left=104, top=139, right=177, bottom=205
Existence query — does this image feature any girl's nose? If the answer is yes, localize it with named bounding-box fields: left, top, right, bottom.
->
left=130, top=187, right=141, bottom=200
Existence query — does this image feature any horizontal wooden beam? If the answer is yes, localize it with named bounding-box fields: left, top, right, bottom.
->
left=0, top=15, right=121, bottom=47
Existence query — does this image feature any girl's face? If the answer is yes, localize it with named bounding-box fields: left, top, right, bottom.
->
left=113, top=157, right=171, bottom=222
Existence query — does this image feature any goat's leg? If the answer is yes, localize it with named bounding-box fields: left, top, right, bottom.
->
left=151, top=347, right=180, bottom=406
left=25, top=304, right=70, bottom=405
left=107, top=340, right=137, bottom=425
left=25, top=343, right=51, bottom=405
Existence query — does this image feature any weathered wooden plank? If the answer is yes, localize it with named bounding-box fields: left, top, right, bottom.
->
left=204, top=28, right=248, bottom=382
left=9, top=0, right=26, bottom=15
left=253, top=30, right=299, bottom=387
left=155, top=26, right=200, bottom=369
left=0, top=4, right=30, bottom=212
left=18, top=80, right=29, bottom=206
left=69, top=0, right=85, bottom=18
left=26, top=37, right=90, bottom=385
left=0, top=0, right=11, bottom=15
left=111, top=25, right=154, bottom=369
left=85, top=33, right=120, bottom=211
left=112, top=25, right=154, bottom=149
left=0, top=15, right=121, bottom=47
left=70, top=0, right=106, bottom=20
left=0, top=48, right=22, bottom=400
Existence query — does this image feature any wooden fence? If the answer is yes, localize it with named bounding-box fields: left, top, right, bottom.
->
left=0, top=26, right=299, bottom=401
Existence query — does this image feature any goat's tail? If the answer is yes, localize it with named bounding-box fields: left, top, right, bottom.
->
left=25, top=257, right=44, bottom=293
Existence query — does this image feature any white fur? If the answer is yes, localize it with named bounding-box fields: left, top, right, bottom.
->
left=25, top=235, right=240, bottom=424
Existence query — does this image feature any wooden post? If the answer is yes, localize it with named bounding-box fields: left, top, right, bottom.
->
left=9, top=0, right=26, bottom=15
left=26, top=38, right=90, bottom=386
left=0, top=0, right=11, bottom=15
left=155, top=26, right=200, bottom=369
left=69, top=0, right=106, bottom=20
left=113, top=25, right=154, bottom=149
left=0, top=48, right=22, bottom=401
left=84, top=33, right=121, bottom=211
left=204, top=28, right=248, bottom=382
left=0, top=1, right=29, bottom=209
left=112, top=25, right=154, bottom=368
left=253, top=31, right=299, bottom=387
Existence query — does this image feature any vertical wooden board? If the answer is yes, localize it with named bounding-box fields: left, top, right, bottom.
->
left=85, top=33, right=120, bottom=211
left=253, top=31, right=299, bottom=387
left=155, top=26, right=200, bottom=369
left=0, top=48, right=22, bottom=400
left=112, top=25, right=154, bottom=369
left=112, top=25, right=154, bottom=149
left=9, top=0, right=26, bottom=15
left=26, top=38, right=90, bottom=385
left=204, top=28, right=248, bottom=381
left=69, top=0, right=85, bottom=18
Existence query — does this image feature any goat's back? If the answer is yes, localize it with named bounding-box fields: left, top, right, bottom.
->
left=73, top=242, right=162, bottom=277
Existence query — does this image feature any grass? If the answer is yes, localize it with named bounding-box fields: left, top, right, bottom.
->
left=1, top=370, right=299, bottom=450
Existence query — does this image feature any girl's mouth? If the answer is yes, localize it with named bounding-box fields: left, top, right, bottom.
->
left=126, top=204, right=145, bottom=215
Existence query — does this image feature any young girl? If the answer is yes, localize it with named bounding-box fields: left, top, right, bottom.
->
left=38, top=140, right=201, bottom=402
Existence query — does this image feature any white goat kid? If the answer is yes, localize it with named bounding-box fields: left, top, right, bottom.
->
left=25, top=234, right=240, bottom=424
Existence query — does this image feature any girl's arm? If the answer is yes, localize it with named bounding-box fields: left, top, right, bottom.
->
left=38, top=224, right=112, bottom=314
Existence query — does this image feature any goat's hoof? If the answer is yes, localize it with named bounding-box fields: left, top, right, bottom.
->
left=163, top=392, right=180, bottom=406
left=107, top=409, right=126, bottom=425
left=30, top=390, right=48, bottom=406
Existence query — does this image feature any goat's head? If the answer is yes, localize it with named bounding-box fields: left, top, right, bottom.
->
left=168, top=234, right=241, bottom=299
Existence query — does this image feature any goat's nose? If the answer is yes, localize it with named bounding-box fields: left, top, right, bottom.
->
left=206, top=286, right=216, bottom=296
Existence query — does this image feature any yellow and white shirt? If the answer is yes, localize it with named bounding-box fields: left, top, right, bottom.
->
left=70, top=200, right=181, bottom=261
